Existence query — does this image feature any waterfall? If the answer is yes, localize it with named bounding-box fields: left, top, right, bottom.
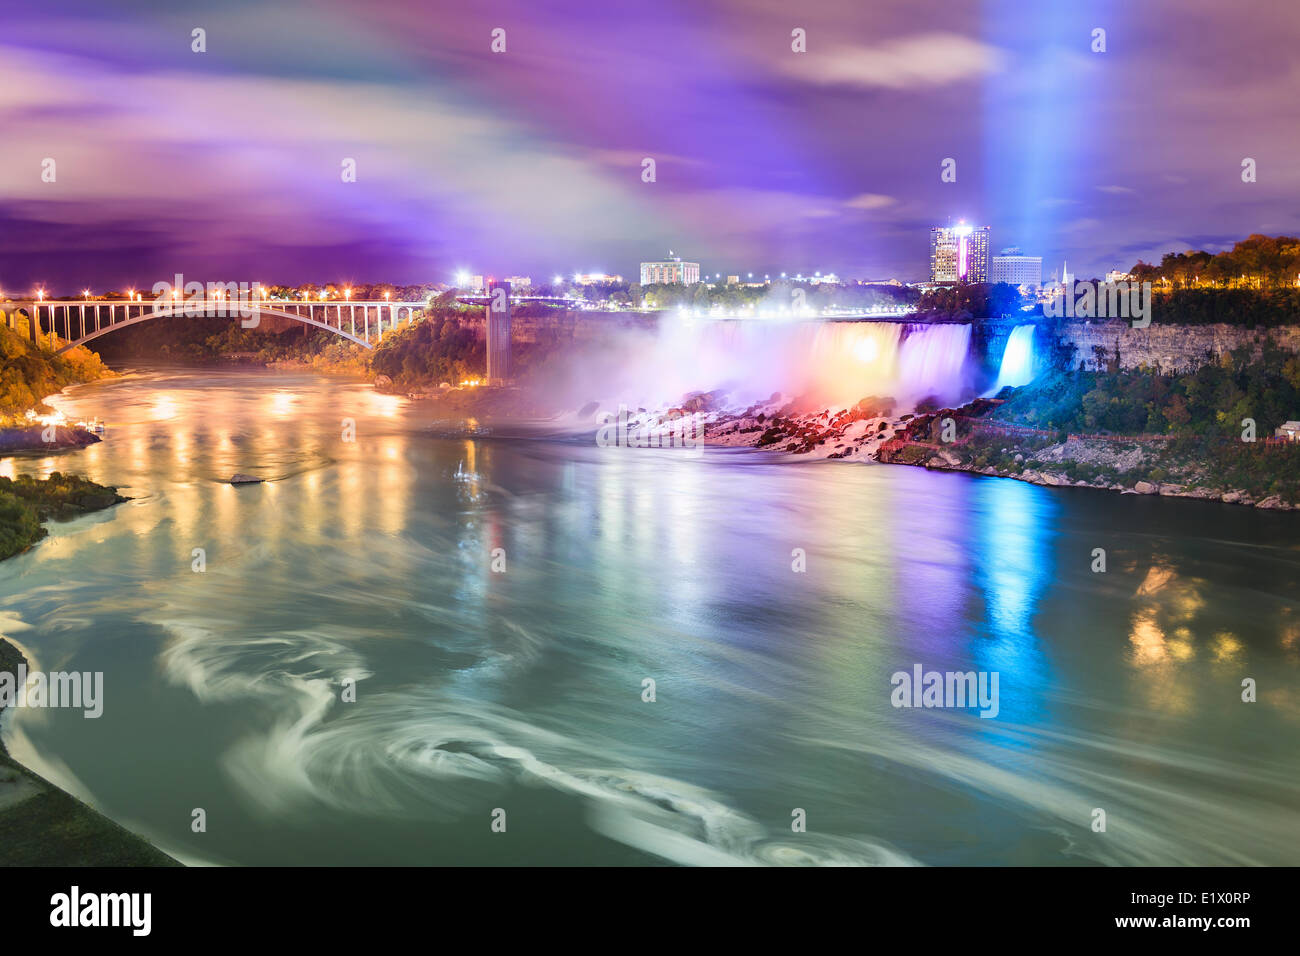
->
left=990, top=324, right=1038, bottom=393
left=563, top=317, right=982, bottom=413
left=896, top=324, right=973, bottom=403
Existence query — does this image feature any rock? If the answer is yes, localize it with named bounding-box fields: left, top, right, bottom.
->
left=1133, top=481, right=1158, bottom=494
left=1257, top=495, right=1291, bottom=510
left=373, top=374, right=393, bottom=387
left=1158, top=483, right=1185, bottom=496
left=1221, top=490, right=1242, bottom=504
left=230, top=474, right=264, bottom=484
left=77, top=493, right=118, bottom=510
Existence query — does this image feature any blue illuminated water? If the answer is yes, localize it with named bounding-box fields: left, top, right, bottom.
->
left=2, top=368, right=1298, bottom=866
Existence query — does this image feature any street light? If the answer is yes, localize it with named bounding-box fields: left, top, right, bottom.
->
left=344, top=287, right=351, bottom=301
left=37, top=288, right=45, bottom=302
left=83, top=289, right=91, bottom=300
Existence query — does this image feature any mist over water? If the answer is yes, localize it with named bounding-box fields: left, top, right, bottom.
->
left=544, top=318, right=987, bottom=413
left=2, top=368, right=1297, bottom=866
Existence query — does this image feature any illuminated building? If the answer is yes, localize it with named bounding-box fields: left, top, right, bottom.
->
left=990, top=251, right=1042, bottom=286
left=640, top=253, right=700, bottom=285
left=930, top=222, right=990, bottom=284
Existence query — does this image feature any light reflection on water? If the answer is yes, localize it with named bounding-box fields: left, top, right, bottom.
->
left=0, top=367, right=1297, bottom=866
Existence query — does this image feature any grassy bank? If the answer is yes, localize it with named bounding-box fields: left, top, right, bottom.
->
left=0, top=322, right=112, bottom=421
left=0, top=473, right=126, bottom=561
left=879, top=358, right=1300, bottom=507
left=0, top=639, right=179, bottom=866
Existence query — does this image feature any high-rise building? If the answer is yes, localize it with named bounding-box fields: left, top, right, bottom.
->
left=929, top=222, right=990, bottom=284
left=640, top=253, right=700, bottom=285
left=485, top=280, right=512, bottom=384
left=990, top=255, right=1042, bottom=286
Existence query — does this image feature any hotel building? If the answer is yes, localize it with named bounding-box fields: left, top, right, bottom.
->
left=929, top=223, right=990, bottom=284
left=990, top=252, right=1042, bottom=287
left=640, top=255, right=700, bottom=285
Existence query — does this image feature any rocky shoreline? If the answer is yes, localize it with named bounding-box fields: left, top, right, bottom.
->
left=381, top=379, right=1298, bottom=512
left=874, top=406, right=1297, bottom=511
left=0, top=474, right=129, bottom=561
left=891, top=445, right=1296, bottom=509
left=0, top=425, right=101, bottom=454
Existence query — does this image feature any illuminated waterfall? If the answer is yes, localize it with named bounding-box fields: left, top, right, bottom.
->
left=568, top=318, right=982, bottom=413
left=896, top=324, right=973, bottom=402
left=990, top=324, right=1038, bottom=393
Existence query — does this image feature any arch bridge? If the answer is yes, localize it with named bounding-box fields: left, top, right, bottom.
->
left=0, top=298, right=426, bottom=353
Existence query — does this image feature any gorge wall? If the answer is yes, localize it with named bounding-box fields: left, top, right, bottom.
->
left=1052, top=320, right=1300, bottom=373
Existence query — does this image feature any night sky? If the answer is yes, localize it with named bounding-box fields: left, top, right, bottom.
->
left=2, top=0, right=1297, bottom=293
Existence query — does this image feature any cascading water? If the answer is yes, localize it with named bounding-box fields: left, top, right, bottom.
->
left=989, top=324, right=1038, bottom=394
left=896, top=324, right=973, bottom=403
left=555, top=317, right=981, bottom=414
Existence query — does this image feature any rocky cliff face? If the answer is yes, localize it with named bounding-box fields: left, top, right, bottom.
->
left=1054, top=320, right=1300, bottom=372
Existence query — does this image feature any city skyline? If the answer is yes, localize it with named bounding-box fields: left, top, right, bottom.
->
left=2, top=0, right=1298, bottom=290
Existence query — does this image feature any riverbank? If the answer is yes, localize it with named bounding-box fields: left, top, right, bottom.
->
left=392, top=377, right=1300, bottom=511
left=0, top=473, right=127, bottom=561
left=0, top=639, right=179, bottom=866
left=0, top=322, right=113, bottom=415
left=0, top=424, right=102, bottom=455
left=875, top=400, right=1300, bottom=510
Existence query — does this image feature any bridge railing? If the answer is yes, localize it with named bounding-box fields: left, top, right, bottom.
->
left=5, top=299, right=428, bottom=351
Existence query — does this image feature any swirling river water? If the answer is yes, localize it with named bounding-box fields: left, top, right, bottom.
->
left=2, top=368, right=1298, bottom=865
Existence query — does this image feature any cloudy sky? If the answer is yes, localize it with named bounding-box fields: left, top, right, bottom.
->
left=2, top=0, right=1298, bottom=292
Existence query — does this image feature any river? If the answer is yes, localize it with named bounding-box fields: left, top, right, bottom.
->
left=1, top=367, right=1298, bottom=865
